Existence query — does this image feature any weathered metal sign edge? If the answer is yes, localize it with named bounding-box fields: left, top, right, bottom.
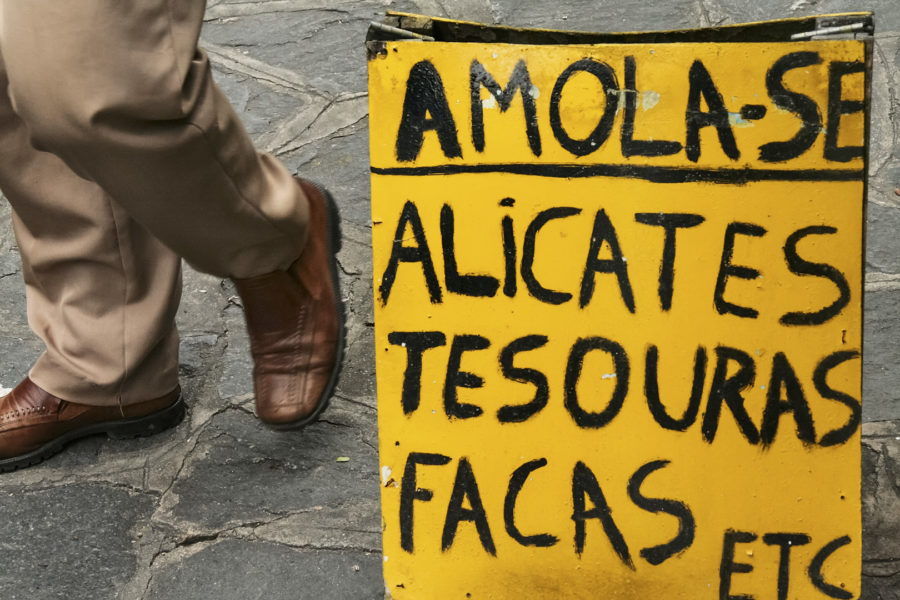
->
left=366, top=11, right=873, bottom=47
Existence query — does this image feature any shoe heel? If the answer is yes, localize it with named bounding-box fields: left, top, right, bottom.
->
left=297, top=178, right=342, bottom=254
left=323, top=188, right=343, bottom=254
left=106, top=396, right=186, bottom=440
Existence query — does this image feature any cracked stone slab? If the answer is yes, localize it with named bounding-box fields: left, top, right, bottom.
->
left=863, top=289, right=900, bottom=422
left=488, top=0, right=700, bottom=31
left=0, top=199, right=17, bottom=252
left=707, top=0, right=899, bottom=33
left=0, top=247, right=19, bottom=279
left=217, top=301, right=254, bottom=401
left=260, top=92, right=368, bottom=158
left=0, top=335, right=42, bottom=394
left=0, top=483, right=155, bottom=600
left=0, top=252, right=31, bottom=337
left=177, top=266, right=230, bottom=337
left=144, top=538, right=382, bottom=600
left=206, top=0, right=392, bottom=19
left=338, top=332, right=377, bottom=401
left=402, top=0, right=495, bottom=23
left=179, top=333, right=222, bottom=381
left=861, top=420, right=900, bottom=598
left=202, top=4, right=391, bottom=96
left=861, top=568, right=900, bottom=600
left=212, top=65, right=311, bottom=144
left=867, top=198, right=900, bottom=275
left=335, top=221, right=377, bottom=401
left=155, top=404, right=378, bottom=534
left=862, top=420, right=900, bottom=560
left=253, top=500, right=381, bottom=551
left=0, top=243, right=43, bottom=388
left=282, top=119, right=371, bottom=227
left=870, top=36, right=897, bottom=180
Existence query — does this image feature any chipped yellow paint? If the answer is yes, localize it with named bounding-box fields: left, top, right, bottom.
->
left=369, top=35, right=866, bottom=600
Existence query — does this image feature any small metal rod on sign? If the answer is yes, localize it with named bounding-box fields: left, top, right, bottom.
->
left=790, top=22, right=866, bottom=39
left=368, top=21, right=435, bottom=42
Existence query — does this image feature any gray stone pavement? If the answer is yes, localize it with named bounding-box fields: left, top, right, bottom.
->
left=0, top=1, right=896, bottom=599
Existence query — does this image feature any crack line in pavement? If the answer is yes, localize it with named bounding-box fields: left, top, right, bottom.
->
left=332, top=393, right=376, bottom=413
left=274, top=110, right=368, bottom=156
left=260, top=91, right=367, bottom=156
left=155, top=428, right=228, bottom=506
left=202, top=40, right=326, bottom=97
left=864, top=441, right=884, bottom=503
left=318, top=418, right=354, bottom=429
left=337, top=257, right=362, bottom=277
left=205, top=1, right=352, bottom=20
left=866, top=272, right=900, bottom=292
left=871, top=42, right=897, bottom=182
left=260, top=97, right=334, bottom=154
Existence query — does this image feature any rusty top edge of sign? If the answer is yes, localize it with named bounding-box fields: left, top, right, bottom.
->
left=365, top=11, right=873, bottom=47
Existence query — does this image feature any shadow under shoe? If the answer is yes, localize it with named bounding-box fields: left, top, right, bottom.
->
left=0, top=378, right=184, bottom=473
left=233, top=178, right=345, bottom=429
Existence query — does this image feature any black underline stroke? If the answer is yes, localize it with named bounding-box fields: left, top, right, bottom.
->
left=370, top=163, right=863, bottom=184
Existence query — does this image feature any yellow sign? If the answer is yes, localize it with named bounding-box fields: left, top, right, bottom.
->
left=368, top=18, right=867, bottom=599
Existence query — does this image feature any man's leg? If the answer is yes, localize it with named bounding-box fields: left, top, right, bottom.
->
left=0, top=40, right=186, bottom=407
left=0, top=1, right=342, bottom=430
left=0, top=60, right=183, bottom=407
left=0, top=0, right=309, bottom=279
left=0, top=52, right=186, bottom=471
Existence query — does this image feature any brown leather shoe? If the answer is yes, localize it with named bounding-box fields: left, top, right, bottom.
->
left=233, top=178, right=344, bottom=429
left=0, top=378, right=184, bottom=473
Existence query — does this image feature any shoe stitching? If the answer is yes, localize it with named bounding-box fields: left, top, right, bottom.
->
left=1, top=405, right=49, bottom=422
left=297, top=301, right=317, bottom=411
left=285, top=301, right=308, bottom=409
left=293, top=304, right=306, bottom=360
left=249, top=302, right=306, bottom=372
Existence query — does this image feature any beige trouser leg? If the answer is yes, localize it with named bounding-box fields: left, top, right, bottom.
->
left=0, top=0, right=310, bottom=406
left=0, top=57, right=183, bottom=407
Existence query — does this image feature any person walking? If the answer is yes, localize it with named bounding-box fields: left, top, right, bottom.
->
left=0, top=0, right=343, bottom=472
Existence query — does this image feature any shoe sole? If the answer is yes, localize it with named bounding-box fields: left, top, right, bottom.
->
left=0, top=395, right=186, bottom=474
left=266, top=183, right=346, bottom=431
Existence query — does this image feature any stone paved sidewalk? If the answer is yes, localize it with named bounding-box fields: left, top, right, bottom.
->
left=0, top=1, right=897, bottom=599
